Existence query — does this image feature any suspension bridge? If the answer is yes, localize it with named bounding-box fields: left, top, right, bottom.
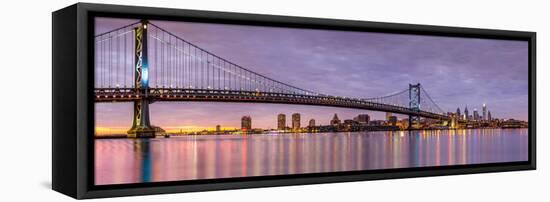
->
left=94, top=20, right=451, bottom=137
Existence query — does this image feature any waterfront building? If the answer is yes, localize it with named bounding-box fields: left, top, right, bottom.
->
left=343, top=119, right=361, bottom=131
left=488, top=111, right=492, bottom=121
left=277, top=114, right=286, bottom=130
left=387, top=116, right=398, bottom=126
left=216, top=125, right=221, bottom=134
left=241, top=116, right=252, bottom=131
left=396, top=119, right=409, bottom=130
left=309, top=119, right=315, bottom=127
left=354, top=114, right=370, bottom=125
left=369, top=120, right=385, bottom=126
left=292, top=113, right=301, bottom=131
left=456, top=107, right=461, bottom=119
left=385, top=112, right=393, bottom=121
left=501, top=119, right=528, bottom=128
left=330, top=113, right=341, bottom=126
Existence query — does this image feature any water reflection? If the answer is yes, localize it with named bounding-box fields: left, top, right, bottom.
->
left=95, top=129, right=528, bottom=185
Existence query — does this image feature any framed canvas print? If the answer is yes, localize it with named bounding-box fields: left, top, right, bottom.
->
left=52, top=3, right=536, bottom=199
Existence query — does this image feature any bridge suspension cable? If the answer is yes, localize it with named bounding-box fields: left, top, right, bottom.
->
left=419, top=86, right=445, bottom=114
left=144, top=23, right=320, bottom=96
left=95, top=21, right=141, bottom=38
left=360, top=85, right=445, bottom=115
left=94, top=21, right=450, bottom=119
left=362, top=89, right=409, bottom=108
left=95, top=22, right=137, bottom=88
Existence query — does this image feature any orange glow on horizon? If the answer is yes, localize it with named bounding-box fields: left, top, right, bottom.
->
left=95, top=127, right=128, bottom=135
left=95, top=125, right=239, bottom=135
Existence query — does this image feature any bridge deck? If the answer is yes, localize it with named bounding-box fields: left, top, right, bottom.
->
left=94, top=88, right=450, bottom=120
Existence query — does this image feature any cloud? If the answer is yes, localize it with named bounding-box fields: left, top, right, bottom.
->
left=94, top=17, right=529, bottom=129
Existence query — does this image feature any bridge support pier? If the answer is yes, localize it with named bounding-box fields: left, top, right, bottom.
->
left=128, top=99, right=155, bottom=138
left=408, top=83, right=421, bottom=130
left=408, top=115, right=420, bottom=130
left=127, top=20, right=156, bottom=138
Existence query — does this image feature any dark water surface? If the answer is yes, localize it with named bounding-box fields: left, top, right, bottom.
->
left=95, top=129, right=528, bottom=185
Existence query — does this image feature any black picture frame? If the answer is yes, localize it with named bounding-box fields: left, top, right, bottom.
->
left=52, top=3, right=536, bottom=199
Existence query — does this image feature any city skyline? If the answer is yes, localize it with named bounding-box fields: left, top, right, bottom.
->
left=95, top=17, right=529, bottom=132
left=96, top=101, right=517, bottom=133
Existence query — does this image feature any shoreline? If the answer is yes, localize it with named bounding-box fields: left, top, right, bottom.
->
left=94, top=127, right=528, bottom=139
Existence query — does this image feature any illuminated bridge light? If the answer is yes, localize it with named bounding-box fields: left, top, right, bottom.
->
left=142, top=67, right=149, bottom=87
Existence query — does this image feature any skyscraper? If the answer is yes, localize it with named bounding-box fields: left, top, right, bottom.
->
left=277, top=114, right=286, bottom=130
left=464, top=106, right=469, bottom=120
left=216, top=125, right=221, bottom=134
left=473, top=109, right=479, bottom=120
left=488, top=110, right=492, bottom=121
left=456, top=107, right=461, bottom=119
left=292, top=113, right=301, bottom=131
left=309, top=119, right=315, bottom=127
left=482, top=103, right=487, bottom=120
left=241, top=116, right=252, bottom=131
left=330, top=113, right=341, bottom=126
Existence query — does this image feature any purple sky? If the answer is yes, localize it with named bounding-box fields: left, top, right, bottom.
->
left=95, top=17, right=528, bottom=131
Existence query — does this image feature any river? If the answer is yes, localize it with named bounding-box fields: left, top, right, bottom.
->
left=95, top=128, right=528, bottom=185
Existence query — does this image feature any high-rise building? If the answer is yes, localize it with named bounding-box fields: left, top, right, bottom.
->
left=354, top=114, right=370, bottom=124
left=330, top=113, right=341, bottom=126
left=216, top=125, right=221, bottom=133
left=277, top=114, right=286, bottom=130
left=488, top=111, right=492, bottom=121
left=292, top=113, right=301, bottom=131
left=464, top=106, right=469, bottom=120
left=308, top=119, right=315, bottom=127
left=473, top=109, right=479, bottom=120
left=482, top=103, right=487, bottom=120
left=456, top=107, right=461, bottom=119
left=241, top=116, right=252, bottom=131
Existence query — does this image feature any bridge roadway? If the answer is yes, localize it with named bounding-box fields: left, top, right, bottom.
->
left=94, top=87, right=450, bottom=120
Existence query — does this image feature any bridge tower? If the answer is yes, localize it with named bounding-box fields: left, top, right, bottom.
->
left=408, top=83, right=421, bottom=130
left=127, top=20, right=156, bottom=138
